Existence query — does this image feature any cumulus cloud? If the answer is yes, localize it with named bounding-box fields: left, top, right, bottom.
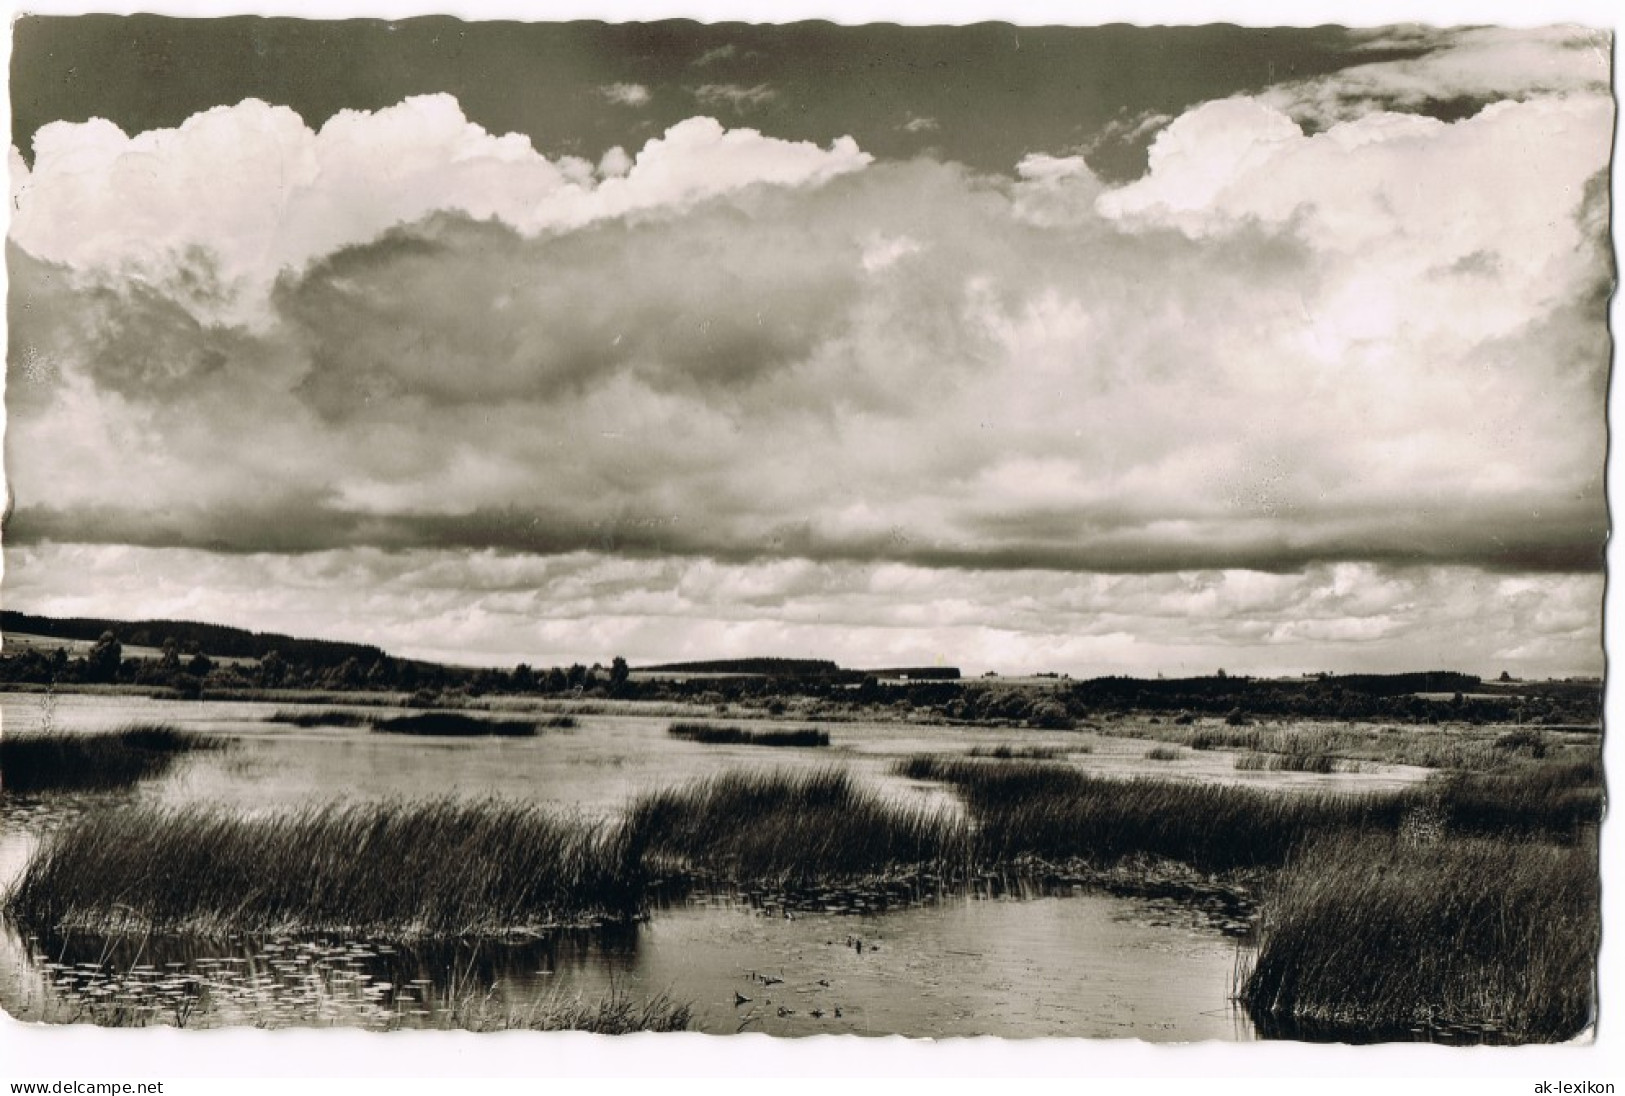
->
left=1263, top=25, right=1611, bottom=127
left=10, top=96, right=869, bottom=323
left=4, top=544, right=1601, bottom=677
left=599, top=82, right=651, bottom=107
left=5, top=26, right=1611, bottom=675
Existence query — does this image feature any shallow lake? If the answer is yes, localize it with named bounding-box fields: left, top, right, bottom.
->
left=0, top=691, right=1426, bottom=1038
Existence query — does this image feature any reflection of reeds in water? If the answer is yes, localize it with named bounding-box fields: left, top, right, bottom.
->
left=0, top=724, right=225, bottom=795
left=19, top=932, right=690, bottom=1031
left=667, top=723, right=829, bottom=747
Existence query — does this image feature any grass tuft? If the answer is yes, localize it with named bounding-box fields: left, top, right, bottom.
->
left=267, top=709, right=373, bottom=728
left=1234, top=752, right=1340, bottom=774
left=666, top=723, right=829, bottom=747
left=373, top=713, right=542, bottom=737
left=966, top=745, right=1070, bottom=760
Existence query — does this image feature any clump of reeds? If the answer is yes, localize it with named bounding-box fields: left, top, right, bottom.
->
left=666, top=723, right=829, bottom=747
left=1144, top=746, right=1182, bottom=761
left=5, top=798, right=645, bottom=937
left=1240, top=833, right=1598, bottom=1041
left=900, top=758, right=1411, bottom=873
left=373, top=713, right=541, bottom=737
left=1190, top=728, right=1263, bottom=751
left=626, top=768, right=968, bottom=885
left=267, top=709, right=374, bottom=728
left=1424, top=758, right=1603, bottom=842
left=1234, top=752, right=1340, bottom=774
left=1, top=724, right=226, bottom=795
left=966, top=745, right=1069, bottom=760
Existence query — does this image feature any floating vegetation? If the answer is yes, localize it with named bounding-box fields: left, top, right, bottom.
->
left=666, top=723, right=829, bottom=747
left=1, top=724, right=226, bottom=795
left=15, top=932, right=690, bottom=1032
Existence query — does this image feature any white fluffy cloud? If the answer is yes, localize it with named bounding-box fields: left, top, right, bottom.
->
left=5, top=30, right=1610, bottom=676
left=10, top=96, right=870, bottom=322
left=1264, top=25, right=1611, bottom=128
left=4, top=544, right=1601, bottom=678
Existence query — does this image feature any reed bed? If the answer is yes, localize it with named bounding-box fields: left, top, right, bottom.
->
left=966, top=744, right=1069, bottom=760
left=666, top=723, right=829, bottom=747
left=626, top=768, right=968, bottom=884
left=6, top=798, right=645, bottom=937
left=1234, top=751, right=1341, bottom=774
left=267, top=709, right=374, bottom=728
left=1239, top=833, right=1598, bottom=1041
left=1144, top=746, right=1182, bottom=761
left=1426, top=758, right=1604, bottom=842
left=1137, top=719, right=1588, bottom=772
left=892, top=757, right=1409, bottom=872
left=1, top=724, right=225, bottom=794
left=372, top=713, right=542, bottom=737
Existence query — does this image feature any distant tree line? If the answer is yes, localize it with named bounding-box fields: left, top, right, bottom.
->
left=0, top=613, right=1599, bottom=726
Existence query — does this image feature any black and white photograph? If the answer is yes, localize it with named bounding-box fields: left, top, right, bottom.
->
left=0, top=0, right=1615, bottom=1082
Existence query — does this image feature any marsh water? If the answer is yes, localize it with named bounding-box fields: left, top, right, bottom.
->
left=0, top=692, right=1426, bottom=1038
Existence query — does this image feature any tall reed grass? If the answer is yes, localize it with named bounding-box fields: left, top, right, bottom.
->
left=1234, top=751, right=1341, bottom=774
left=1239, top=833, right=1598, bottom=1041
left=1, top=725, right=225, bottom=794
left=626, top=768, right=968, bottom=884
left=6, top=798, right=645, bottom=937
left=892, top=756, right=1410, bottom=872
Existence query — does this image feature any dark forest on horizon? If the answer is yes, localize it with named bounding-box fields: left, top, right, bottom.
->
left=0, top=610, right=1601, bottom=728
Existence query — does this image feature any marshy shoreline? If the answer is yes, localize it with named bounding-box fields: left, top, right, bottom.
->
left=0, top=693, right=1604, bottom=1042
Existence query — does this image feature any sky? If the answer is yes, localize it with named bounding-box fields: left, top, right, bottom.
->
left=0, top=14, right=1614, bottom=678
